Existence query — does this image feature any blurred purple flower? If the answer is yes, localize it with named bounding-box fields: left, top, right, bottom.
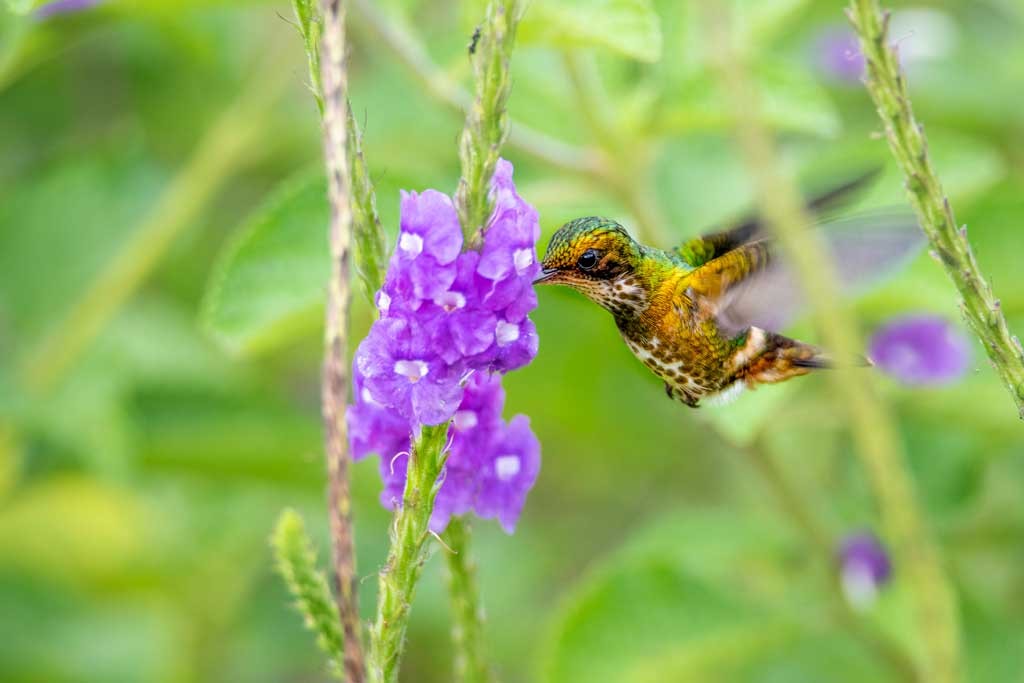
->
left=350, top=159, right=541, bottom=532
left=838, top=532, right=892, bottom=609
left=869, top=315, right=970, bottom=385
left=814, top=26, right=865, bottom=83
left=35, top=0, right=100, bottom=19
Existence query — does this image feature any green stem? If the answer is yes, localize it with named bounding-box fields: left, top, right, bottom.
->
left=706, top=5, right=961, bottom=682
left=349, top=0, right=601, bottom=178
left=292, top=0, right=386, bottom=303
left=848, top=1, right=1024, bottom=419
left=454, top=0, right=520, bottom=244
left=368, top=423, right=452, bottom=683
left=21, top=50, right=286, bottom=393
left=443, top=517, right=493, bottom=683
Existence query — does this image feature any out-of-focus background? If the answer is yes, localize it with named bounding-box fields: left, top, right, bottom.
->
left=1, top=0, right=1022, bottom=681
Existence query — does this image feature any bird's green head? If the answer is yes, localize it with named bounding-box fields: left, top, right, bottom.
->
left=535, top=217, right=647, bottom=315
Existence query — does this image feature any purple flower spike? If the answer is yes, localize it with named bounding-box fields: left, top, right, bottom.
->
left=869, top=315, right=970, bottom=385
left=838, top=532, right=892, bottom=609
left=350, top=159, right=541, bottom=533
left=814, top=26, right=866, bottom=83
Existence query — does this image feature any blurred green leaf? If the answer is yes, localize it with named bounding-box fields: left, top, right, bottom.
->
left=0, top=476, right=146, bottom=584
left=202, top=170, right=330, bottom=355
left=542, top=558, right=768, bottom=683
left=656, top=57, right=840, bottom=137
left=519, top=0, right=663, bottom=63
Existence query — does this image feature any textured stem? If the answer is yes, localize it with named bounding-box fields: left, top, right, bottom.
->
left=848, top=1, right=1024, bottom=419
left=443, top=517, right=493, bottom=683
left=293, top=0, right=386, bottom=303
left=349, top=0, right=601, bottom=178
left=368, top=424, right=451, bottom=683
left=706, top=6, right=961, bottom=682
left=454, top=0, right=520, bottom=244
left=347, top=101, right=387, bottom=301
left=21, top=55, right=284, bottom=392
left=318, top=2, right=365, bottom=681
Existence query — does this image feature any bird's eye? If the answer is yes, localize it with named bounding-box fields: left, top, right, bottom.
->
left=577, top=249, right=600, bottom=271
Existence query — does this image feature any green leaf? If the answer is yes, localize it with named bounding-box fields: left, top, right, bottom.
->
left=542, top=508, right=903, bottom=683
left=201, top=171, right=330, bottom=355
left=519, top=0, right=663, bottom=63
left=542, top=559, right=769, bottom=683
left=270, top=509, right=345, bottom=679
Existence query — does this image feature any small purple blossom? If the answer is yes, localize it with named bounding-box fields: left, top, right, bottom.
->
left=34, top=0, right=101, bottom=19
left=814, top=26, right=865, bottom=83
left=371, top=372, right=540, bottom=534
left=869, top=315, right=970, bottom=385
left=350, top=159, right=541, bottom=533
left=838, top=532, right=892, bottom=609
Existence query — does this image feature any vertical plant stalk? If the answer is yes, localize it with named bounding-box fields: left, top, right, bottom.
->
left=848, top=1, right=1024, bottom=418
left=443, top=517, right=493, bottom=683
left=294, top=0, right=385, bottom=302
left=705, top=5, right=961, bottom=682
left=368, top=423, right=451, bottom=683
left=454, top=0, right=520, bottom=244
left=318, top=1, right=365, bottom=681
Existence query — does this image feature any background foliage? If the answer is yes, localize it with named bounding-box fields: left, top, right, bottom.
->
left=1, top=0, right=1023, bottom=681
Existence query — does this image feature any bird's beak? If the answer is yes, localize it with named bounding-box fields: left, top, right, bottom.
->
left=533, top=267, right=559, bottom=285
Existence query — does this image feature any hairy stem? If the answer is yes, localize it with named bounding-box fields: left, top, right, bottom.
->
left=707, top=5, right=961, bottom=681
left=848, top=0, right=1024, bottom=419
left=318, top=1, right=365, bottom=681
left=443, top=517, right=493, bottom=683
left=368, top=424, right=451, bottom=683
left=293, top=0, right=386, bottom=303
left=272, top=509, right=346, bottom=678
left=454, top=0, right=520, bottom=244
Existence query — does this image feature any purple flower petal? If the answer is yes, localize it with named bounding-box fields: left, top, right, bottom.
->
left=838, top=531, right=892, bottom=608
left=474, top=415, right=541, bottom=533
left=869, top=315, right=970, bottom=385
left=399, top=190, right=462, bottom=265
left=814, top=26, right=865, bottom=83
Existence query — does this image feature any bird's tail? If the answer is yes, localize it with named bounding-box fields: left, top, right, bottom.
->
left=737, top=328, right=864, bottom=387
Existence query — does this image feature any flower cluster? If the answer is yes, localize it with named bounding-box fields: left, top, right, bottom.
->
left=349, top=160, right=541, bottom=533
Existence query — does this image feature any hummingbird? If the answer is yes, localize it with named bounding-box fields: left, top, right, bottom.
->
left=533, top=175, right=921, bottom=407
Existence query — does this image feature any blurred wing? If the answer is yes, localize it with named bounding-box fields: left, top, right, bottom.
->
left=675, top=169, right=880, bottom=267
left=714, top=212, right=924, bottom=335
